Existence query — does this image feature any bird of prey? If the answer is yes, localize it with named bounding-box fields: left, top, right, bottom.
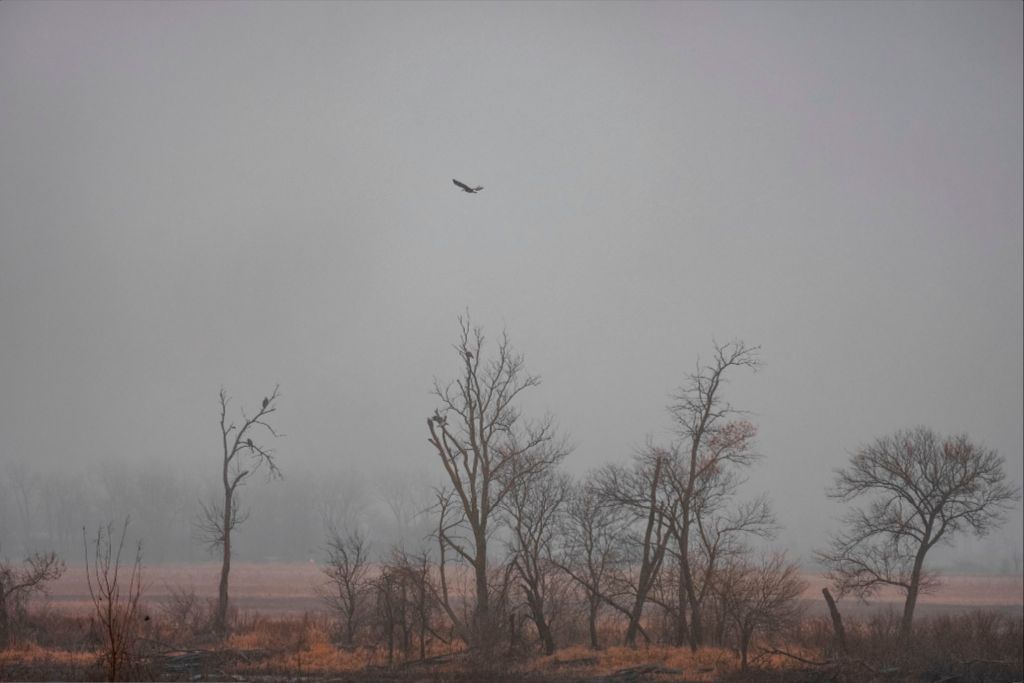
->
left=452, top=179, right=483, bottom=193
left=262, top=397, right=269, bottom=409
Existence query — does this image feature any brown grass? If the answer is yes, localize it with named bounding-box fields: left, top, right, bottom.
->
left=43, top=563, right=1024, bottom=618
left=8, top=563, right=1021, bottom=681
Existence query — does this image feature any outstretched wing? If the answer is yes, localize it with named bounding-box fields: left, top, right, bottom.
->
left=452, top=179, right=472, bottom=191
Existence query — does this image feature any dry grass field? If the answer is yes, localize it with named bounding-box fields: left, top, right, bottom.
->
left=3, top=562, right=1020, bottom=682
left=43, top=562, right=1024, bottom=616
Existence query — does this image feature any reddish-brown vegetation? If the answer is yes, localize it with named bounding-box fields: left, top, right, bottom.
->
left=41, top=563, right=1024, bottom=616
left=1, top=563, right=1020, bottom=681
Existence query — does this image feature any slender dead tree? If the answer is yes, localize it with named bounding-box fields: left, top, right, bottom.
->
left=198, top=385, right=283, bottom=635
left=426, top=316, right=569, bottom=648
left=817, top=426, right=1019, bottom=640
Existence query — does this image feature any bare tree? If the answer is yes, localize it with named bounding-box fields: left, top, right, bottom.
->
left=84, top=519, right=144, bottom=682
left=392, top=549, right=438, bottom=661
left=593, top=448, right=675, bottom=647
left=715, top=551, right=806, bottom=670
left=0, top=550, right=65, bottom=646
left=817, top=427, right=1020, bottom=640
left=503, top=467, right=571, bottom=655
left=665, top=341, right=761, bottom=650
left=369, top=547, right=443, bottom=664
left=694, top=493, right=776, bottom=645
left=670, top=458, right=775, bottom=646
left=557, top=478, right=627, bottom=650
left=318, top=526, right=372, bottom=646
left=373, top=563, right=405, bottom=667
left=197, top=385, right=283, bottom=634
left=426, top=316, right=569, bottom=647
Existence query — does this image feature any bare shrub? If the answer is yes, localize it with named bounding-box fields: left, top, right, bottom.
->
left=83, top=519, right=144, bottom=682
left=158, top=584, right=210, bottom=643
left=316, top=526, right=372, bottom=646
left=714, top=551, right=806, bottom=670
left=0, top=551, right=65, bottom=646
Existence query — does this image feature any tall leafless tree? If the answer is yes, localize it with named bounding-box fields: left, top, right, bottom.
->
left=661, top=434, right=774, bottom=648
left=817, top=426, right=1019, bottom=640
left=503, top=466, right=571, bottom=655
left=426, top=317, right=569, bottom=648
left=197, top=385, right=283, bottom=634
left=0, top=550, right=65, bottom=646
left=593, top=448, right=676, bottom=647
left=665, top=340, right=760, bottom=650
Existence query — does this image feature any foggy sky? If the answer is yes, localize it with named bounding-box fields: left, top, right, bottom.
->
left=1, top=1, right=1021, bottom=568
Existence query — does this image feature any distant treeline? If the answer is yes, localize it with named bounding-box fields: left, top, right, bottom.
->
left=0, top=457, right=436, bottom=563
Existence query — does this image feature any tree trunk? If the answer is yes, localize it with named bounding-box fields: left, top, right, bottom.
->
left=418, top=581, right=427, bottom=660
left=822, top=588, right=847, bottom=655
left=739, top=627, right=751, bottom=670
left=526, top=592, right=556, bottom=655
left=588, top=595, right=600, bottom=650
left=678, top=522, right=701, bottom=651
left=345, top=605, right=356, bottom=646
left=900, top=546, right=929, bottom=640
left=625, top=457, right=663, bottom=648
left=0, top=592, right=9, bottom=647
left=473, top=532, right=492, bottom=648
left=624, top=597, right=643, bottom=647
left=901, top=580, right=919, bottom=640
left=215, top=494, right=231, bottom=634
left=674, top=566, right=690, bottom=647
left=673, top=553, right=685, bottom=646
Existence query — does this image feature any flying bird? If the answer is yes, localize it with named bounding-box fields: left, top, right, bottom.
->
left=452, top=179, right=483, bottom=194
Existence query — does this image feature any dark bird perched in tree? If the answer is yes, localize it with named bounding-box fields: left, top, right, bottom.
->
left=452, top=179, right=483, bottom=193
left=247, top=438, right=254, bottom=450
left=262, top=397, right=269, bottom=410
left=465, top=350, right=473, bottom=360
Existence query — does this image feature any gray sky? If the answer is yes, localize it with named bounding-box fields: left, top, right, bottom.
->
left=1, top=1, right=1021, bottom=566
